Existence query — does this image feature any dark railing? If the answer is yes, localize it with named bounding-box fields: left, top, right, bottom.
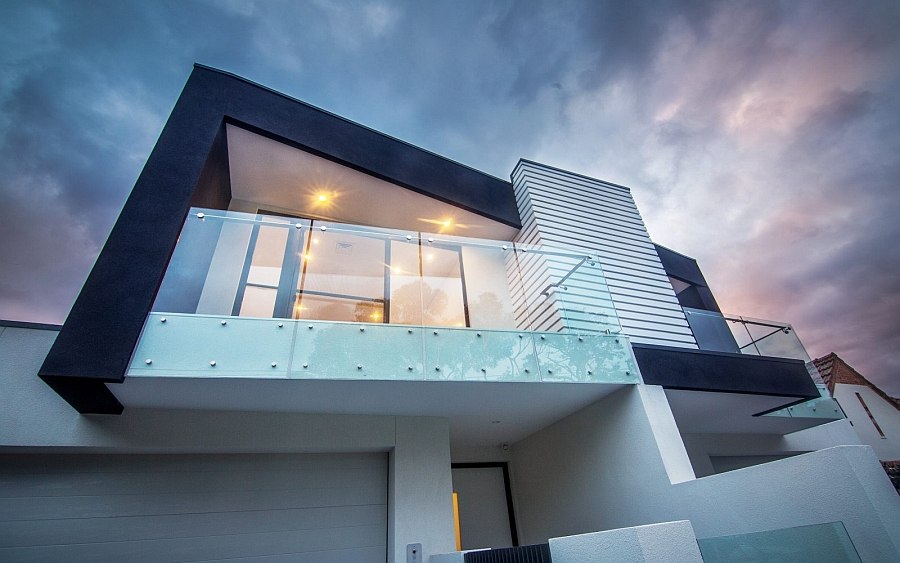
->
left=464, top=544, right=552, bottom=563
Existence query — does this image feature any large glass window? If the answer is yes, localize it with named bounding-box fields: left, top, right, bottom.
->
left=233, top=214, right=475, bottom=327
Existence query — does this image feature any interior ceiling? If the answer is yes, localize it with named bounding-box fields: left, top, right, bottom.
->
left=111, top=378, right=625, bottom=448
left=226, top=124, right=520, bottom=241
left=665, top=389, right=831, bottom=434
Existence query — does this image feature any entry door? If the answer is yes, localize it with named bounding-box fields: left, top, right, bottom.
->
left=452, top=464, right=517, bottom=550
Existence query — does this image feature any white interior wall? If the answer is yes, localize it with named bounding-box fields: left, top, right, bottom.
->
left=510, top=385, right=900, bottom=562
left=1, top=326, right=455, bottom=562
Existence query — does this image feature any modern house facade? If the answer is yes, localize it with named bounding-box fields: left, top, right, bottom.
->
left=1, top=65, right=898, bottom=562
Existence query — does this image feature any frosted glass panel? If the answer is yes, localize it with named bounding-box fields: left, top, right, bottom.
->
left=292, top=323, right=425, bottom=380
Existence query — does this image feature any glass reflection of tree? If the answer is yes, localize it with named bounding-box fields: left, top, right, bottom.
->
left=390, top=280, right=451, bottom=326
left=351, top=301, right=383, bottom=323
left=536, top=333, right=633, bottom=382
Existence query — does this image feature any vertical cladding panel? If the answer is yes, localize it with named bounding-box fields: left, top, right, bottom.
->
left=511, top=161, right=697, bottom=348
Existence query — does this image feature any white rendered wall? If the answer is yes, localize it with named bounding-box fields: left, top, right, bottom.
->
left=510, top=386, right=900, bottom=562
left=549, top=520, right=703, bottom=563
left=681, top=420, right=863, bottom=477
left=511, top=161, right=696, bottom=348
left=834, top=383, right=900, bottom=461
left=0, top=326, right=456, bottom=562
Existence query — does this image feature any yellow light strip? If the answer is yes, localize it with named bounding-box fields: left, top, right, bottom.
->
left=452, top=491, right=462, bottom=551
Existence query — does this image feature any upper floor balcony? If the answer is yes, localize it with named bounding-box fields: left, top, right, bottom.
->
left=128, top=207, right=638, bottom=385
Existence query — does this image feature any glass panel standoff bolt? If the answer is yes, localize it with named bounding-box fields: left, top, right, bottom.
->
left=209, top=361, right=217, bottom=367
left=144, top=359, right=152, bottom=365
left=406, top=235, right=412, bottom=240
left=302, top=363, right=308, bottom=368
left=407, top=366, right=413, bottom=371
left=308, top=325, right=313, bottom=330
left=277, top=323, right=284, bottom=328
left=359, top=327, right=365, bottom=332
left=480, top=368, right=486, bottom=372
left=357, top=364, right=363, bottom=370
left=160, top=317, right=167, bottom=323
left=220, top=320, right=227, bottom=326
left=196, top=212, right=205, bottom=219
left=407, top=329, right=413, bottom=334
left=271, top=362, right=277, bottom=368
left=433, top=330, right=439, bottom=335
left=294, top=223, right=303, bottom=229
left=435, top=366, right=441, bottom=371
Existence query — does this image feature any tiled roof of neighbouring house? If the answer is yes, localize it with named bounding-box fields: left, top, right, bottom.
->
left=814, top=352, right=900, bottom=412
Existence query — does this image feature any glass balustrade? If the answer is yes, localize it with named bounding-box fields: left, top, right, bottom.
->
left=684, top=308, right=810, bottom=362
left=697, top=521, right=861, bottom=563
left=152, top=207, right=622, bottom=335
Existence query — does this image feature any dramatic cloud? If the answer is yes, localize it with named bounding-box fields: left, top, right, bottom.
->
left=1, top=0, right=898, bottom=394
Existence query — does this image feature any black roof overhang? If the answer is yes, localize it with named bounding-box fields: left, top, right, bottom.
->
left=633, top=343, right=820, bottom=402
left=38, top=64, right=520, bottom=414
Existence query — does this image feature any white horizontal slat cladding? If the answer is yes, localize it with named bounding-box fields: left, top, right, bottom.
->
left=512, top=161, right=697, bottom=348
left=0, top=453, right=387, bottom=563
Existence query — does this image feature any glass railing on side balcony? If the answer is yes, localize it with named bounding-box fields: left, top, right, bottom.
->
left=684, top=308, right=828, bottom=392
left=683, top=308, right=810, bottom=362
left=152, top=207, right=622, bottom=334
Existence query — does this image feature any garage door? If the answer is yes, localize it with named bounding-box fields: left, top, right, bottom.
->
left=0, top=453, right=387, bottom=562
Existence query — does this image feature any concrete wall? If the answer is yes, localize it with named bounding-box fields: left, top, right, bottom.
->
left=682, top=420, right=863, bottom=477
left=510, top=386, right=900, bottom=562
left=1, top=325, right=456, bottom=562
left=549, top=521, right=703, bottom=563
left=834, top=383, right=900, bottom=461
left=511, top=386, right=685, bottom=543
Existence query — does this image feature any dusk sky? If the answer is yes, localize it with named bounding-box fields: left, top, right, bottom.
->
left=1, top=1, right=898, bottom=394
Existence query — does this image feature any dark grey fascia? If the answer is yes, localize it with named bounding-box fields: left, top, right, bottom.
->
left=39, top=64, right=519, bottom=414
left=633, top=343, right=820, bottom=400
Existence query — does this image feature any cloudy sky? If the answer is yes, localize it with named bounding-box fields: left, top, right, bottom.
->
left=1, top=0, right=898, bottom=394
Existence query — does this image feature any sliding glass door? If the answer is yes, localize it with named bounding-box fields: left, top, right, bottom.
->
left=232, top=214, right=470, bottom=327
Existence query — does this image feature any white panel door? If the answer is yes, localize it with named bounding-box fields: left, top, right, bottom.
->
left=0, top=453, right=387, bottom=563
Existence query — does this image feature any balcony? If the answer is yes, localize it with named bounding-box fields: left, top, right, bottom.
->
left=634, top=307, right=842, bottom=434
left=118, top=208, right=640, bottom=443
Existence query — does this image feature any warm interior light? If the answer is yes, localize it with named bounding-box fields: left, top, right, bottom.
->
left=441, top=218, right=453, bottom=228
left=318, top=194, right=328, bottom=202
